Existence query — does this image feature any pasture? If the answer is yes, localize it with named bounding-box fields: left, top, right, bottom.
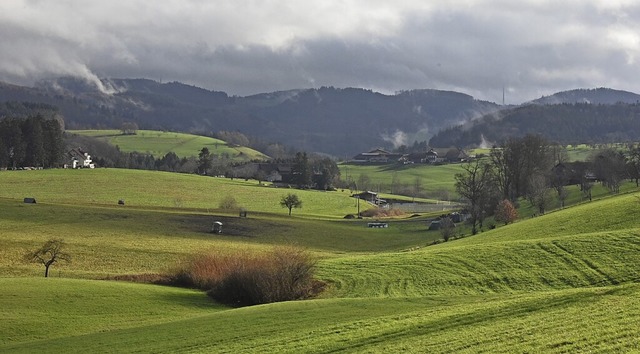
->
left=340, top=162, right=465, bottom=197
left=2, top=167, right=640, bottom=352
left=67, top=129, right=269, bottom=160
left=0, top=168, right=362, bottom=218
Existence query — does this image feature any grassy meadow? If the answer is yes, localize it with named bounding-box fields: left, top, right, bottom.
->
left=2, top=167, right=640, bottom=352
left=0, top=168, right=362, bottom=217
left=340, top=162, right=464, bottom=197
left=68, top=129, right=269, bottom=160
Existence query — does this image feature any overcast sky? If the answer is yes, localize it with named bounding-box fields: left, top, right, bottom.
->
left=1, top=0, right=639, bottom=103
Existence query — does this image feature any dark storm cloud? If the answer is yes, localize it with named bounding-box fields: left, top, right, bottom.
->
left=1, top=1, right=640, bottom=103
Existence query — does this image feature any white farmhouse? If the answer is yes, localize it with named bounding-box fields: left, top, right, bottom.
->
left=67, top=148, right=95, bottom=169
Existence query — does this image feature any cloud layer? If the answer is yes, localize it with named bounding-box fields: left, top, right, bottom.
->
left=1, top=0, right=639, bottom=103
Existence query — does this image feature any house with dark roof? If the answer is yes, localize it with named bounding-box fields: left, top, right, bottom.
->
left=66, top=148, right=95, bottom=169
left=399, top=148, right=469, bottom=164
left=351, top=148, right=403, bottom=164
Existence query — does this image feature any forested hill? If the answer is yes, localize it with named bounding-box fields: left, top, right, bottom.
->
left=530, top=88, right=640, bottom=105
left=0, top=78, right=500, bottom=156
left=429, top=102, right=640, bottom=148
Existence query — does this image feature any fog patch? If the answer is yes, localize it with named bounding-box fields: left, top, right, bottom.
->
left=381, top=130, right=408, bottom=149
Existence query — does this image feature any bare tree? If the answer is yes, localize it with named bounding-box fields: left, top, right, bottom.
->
left=24, top=239, right=71, bottom=277
left=412, top=176, right=422, bottom=202
left=440, top=217, right=455, bottom=242
left=357, top=173, right=371, bottom=193
left=455, top=160, right=497, bottom=235
left=591, top=149, right=627, bottom=193
left=527, top=173, right=553, bottom=215
left=490, top=134, right=554, bottom=201
left=627, top=145, right=640, bottom=187
left=280, top=193, right=303, bottom=216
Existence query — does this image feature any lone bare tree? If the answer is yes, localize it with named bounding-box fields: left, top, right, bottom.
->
left=440, top=217, right=455, bottom=242
left=455, top=160, right=497, bottom=235
left=280, top=193, right=303, bottom=216
left=24, top=239, right=71, bottom=277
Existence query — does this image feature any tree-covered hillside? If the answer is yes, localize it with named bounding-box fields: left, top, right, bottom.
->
left=430, top=102, right=640, bottom=147
left=0, top=79, right=501, bottom=156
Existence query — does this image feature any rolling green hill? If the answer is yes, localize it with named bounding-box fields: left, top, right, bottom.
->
left=68, top=129, right=269, bottom=160
left=1, top=168, right=640, bottom=352
left=0, top=168, right=358, bottom=217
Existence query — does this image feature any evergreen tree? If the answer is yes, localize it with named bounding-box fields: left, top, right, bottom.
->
left=197, top=147, right=212, bottom=175
left=292, top=152, right=311, bottom=188
left=42, top=118, right=64, bottom=167
left=22, top=115, right=45, bottom=167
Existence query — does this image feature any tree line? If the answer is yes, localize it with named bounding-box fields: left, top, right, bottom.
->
left=455, top=134, right=638, bottom=235
left=198, top=149, right=341, bottom=190
left=0, top=115, right=64, bottom=169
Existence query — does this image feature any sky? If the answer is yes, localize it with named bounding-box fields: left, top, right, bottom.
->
left=1, top=0, right=639, bottom=104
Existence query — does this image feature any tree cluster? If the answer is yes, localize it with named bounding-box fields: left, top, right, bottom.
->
left=229, top=152, right=340, bottom=190
left=455, top=134, right=639, bottom=234
left=291, top=152, right=340, bottom=190
left=0, top=115, right=64, bottom=169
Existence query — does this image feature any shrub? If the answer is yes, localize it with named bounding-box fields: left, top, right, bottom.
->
left=219, top=196, right=239, bottom=210
left=169, top=246, right=322, bottom=307
left=360, top=207, right=405, bottom=218
left=495, top=199, right=518, bottom=225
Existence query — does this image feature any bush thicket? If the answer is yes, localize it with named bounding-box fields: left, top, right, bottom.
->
left=170, top=246, right=322, bottom=307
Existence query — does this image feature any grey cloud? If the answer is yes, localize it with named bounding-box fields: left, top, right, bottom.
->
left=1, top=1, right=640, bottom=103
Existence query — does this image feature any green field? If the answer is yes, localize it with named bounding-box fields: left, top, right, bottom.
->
left=340, top=162, right=465, bottom=197
left=0, top=169, right=363, bottom=218
left=68, top=129, right=269, bottom=160
left=2, top=168, right=640, bottom=352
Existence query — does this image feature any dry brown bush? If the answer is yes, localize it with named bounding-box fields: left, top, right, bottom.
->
left=219, top=195, right=239, bottom=210
left=169, top=246, right=323, bottom=306
left=360, top=207, right=405, bottom=218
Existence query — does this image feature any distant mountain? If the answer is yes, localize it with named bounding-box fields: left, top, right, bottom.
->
left=429, top=99, right=640, bottom=148
left=6, top=80, right=638, bottom=154
left=0, top=78, right=501, bottom=156
left=529, top=88, right=640, bottom=105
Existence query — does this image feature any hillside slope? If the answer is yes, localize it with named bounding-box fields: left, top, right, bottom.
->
left=68, top=129, right=268, bottom=160
left=322, top=192, right=640, bottom=298
left=0, top=78, right=501, bottom=155
left=3, top=191, right=640, bottom=352
left=430, top=101, right=640, bottom=147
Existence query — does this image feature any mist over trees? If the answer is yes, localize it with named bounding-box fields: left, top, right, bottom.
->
left=430, top=103, right=640, bottom=148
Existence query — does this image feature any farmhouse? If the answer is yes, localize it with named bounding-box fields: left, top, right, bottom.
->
left=231, top=163, right=293, bottom=182
left=356, top=147, right=469, bottom=165
left=352, top=191, right=386, bottom=205
left=421, top=148, right=469, bottom=164
left=551, top=162, right=597, bottom=186
left=256, top=163, right=293, bottom=182
left=66, top=148, right=95, bottom=169
left=352, top=149, right=403, bottom=164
